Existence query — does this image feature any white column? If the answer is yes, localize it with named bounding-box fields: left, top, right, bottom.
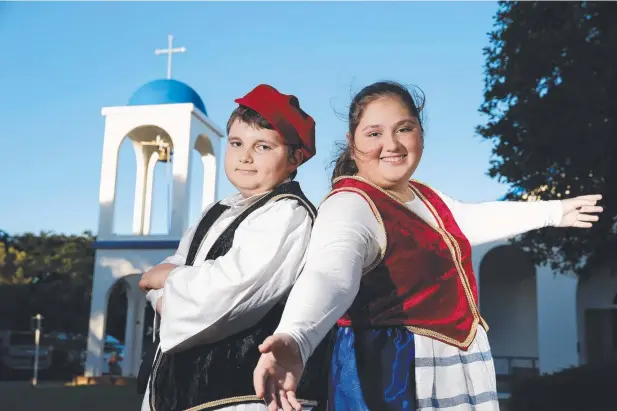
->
left=132, top=297, right=147, bottom=377
left=84, top=271, right=113, bottom=377
left=201, top=153, right=217, bottom=209
left=169, top=138, right=191, bottom=237
left=122, top=296, right=138, bottom=377
left=142, top=152, right=161, bottom=235
left=536, top=264, right=580, bottom=374
left=132, top=142, right=158, bottom=235
left=97, top=123, right=126, bottom=238
left=122, top=285, right=147, bottom=377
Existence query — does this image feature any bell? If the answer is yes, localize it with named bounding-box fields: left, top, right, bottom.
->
left=158, top=146, right=171, bottom=163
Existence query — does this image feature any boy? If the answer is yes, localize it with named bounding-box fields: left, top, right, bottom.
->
left=137, top=84, right=326, bottom=411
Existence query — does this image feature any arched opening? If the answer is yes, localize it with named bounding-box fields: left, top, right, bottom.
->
left=149, top=159, right=173, bottom=235
left=112, top=138, right=137, bottom=235
left=193, top=135, right=217, bottom=220
left=576, top=270, right=617, bottom=364
left=112, top=126, right=174, bottom=236
left=103, top=279, right=128, bottom=375
left=99, top=273, right=148, bottom=377
left=188, top=147, right=205, bottom=224
left=479, top=245, right=538, bottom=387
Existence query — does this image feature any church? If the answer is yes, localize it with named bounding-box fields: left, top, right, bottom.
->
left=83, top=41, right=617, bottom=392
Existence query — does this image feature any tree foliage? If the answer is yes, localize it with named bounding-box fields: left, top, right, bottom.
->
left=478, top=1, right=617, bottom=277
left=0, top=231, right=136, bottom=342
left=0, top=231, right=96, bottom=333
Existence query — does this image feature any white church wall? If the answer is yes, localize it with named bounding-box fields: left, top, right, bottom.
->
left=192, top=114, right=221, bottom=213
left=476, top=243, right=539, bottom=375
left=85, top=247, right=175, bottom=377
left=99, top=103, right=202, bottom=240
left=535, top=265, right=579, bottom=374
left=471, top=241, right=501, bottom=297
left=474, top=240, right=581, bottom=376
left=484, top=276, right=539, bottom=358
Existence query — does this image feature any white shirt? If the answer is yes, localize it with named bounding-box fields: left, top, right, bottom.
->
left=141, top=189, right=314, bottom=411
left=274, top=186, right=563, bottom=365
left=147, top=189, right=313, bottom=354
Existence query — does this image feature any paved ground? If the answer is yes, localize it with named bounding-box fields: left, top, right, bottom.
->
left=0, top=381, right=510, bottom=411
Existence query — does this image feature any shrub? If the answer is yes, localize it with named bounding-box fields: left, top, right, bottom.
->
left=508, top=360, right=617, bottom=411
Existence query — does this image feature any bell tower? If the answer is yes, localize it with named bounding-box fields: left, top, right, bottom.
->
left=84, top=36, right=225, bottom=378
left=96, top=79, right=221, bottom=239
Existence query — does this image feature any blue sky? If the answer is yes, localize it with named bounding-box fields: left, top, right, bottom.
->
left=0, top=1, right=507, bottom=235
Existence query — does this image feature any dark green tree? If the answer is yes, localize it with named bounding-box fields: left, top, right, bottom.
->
left=0, top=231, right=97, bottom=334
left=478, top=1, right=617, bottom=277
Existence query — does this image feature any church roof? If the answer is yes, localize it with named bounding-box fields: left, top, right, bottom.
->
left=127, top=79, right=207, bottom=115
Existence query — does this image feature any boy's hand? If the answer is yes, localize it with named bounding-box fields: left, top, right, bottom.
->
left=139, top=263, right=177, bottom=292
left=156, top=297, right=164, bottom=314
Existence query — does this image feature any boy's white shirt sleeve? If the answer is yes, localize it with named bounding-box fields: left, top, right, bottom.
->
left=433, top=189, right=563, bottom=246
left=145, top=203, right=217, bottom=312
left=146, top=289, right=164, bottom=308
left=158, top=199, right=313, bottom=353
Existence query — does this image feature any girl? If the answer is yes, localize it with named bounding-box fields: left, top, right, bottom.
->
left=252, top=81, right=603, bottom=411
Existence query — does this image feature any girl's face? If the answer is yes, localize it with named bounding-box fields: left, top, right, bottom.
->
left=351, top=97, right=424, bottom=192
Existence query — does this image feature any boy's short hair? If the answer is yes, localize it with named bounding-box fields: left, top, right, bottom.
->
left=226, top=105, right=299, bottom=180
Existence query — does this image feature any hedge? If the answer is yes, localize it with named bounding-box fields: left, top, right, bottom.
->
left=508, top=360, right=617, bottom=411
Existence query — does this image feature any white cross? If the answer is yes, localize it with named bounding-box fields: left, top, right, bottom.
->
left=155, top=35, right=186, bottom=79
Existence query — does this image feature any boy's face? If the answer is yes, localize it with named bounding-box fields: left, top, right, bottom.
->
left=225, top=119, right=301, bottom=198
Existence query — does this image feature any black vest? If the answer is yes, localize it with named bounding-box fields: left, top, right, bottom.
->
left=141, top=181, right=331, bottom=411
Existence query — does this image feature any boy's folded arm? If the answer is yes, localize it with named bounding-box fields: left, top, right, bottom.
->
left=158, top=199, right=312, bottom=353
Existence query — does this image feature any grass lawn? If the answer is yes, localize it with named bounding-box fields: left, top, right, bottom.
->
left=1, top=380, right=510, bottom=410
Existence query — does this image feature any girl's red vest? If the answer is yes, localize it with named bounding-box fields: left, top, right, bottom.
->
left=328, top=176, right=488, bottom=349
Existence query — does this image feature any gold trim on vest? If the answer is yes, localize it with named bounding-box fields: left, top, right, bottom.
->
left=330, top=176, right=488, bottom=349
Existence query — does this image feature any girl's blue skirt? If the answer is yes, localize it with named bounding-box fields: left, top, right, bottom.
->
left=327, top=326, right=417, bottom=411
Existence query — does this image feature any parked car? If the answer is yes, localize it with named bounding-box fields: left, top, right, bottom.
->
left=0, top=330, right=53, bottom=379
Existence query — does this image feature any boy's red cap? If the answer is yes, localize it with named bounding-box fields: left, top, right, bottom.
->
left=234, top=84, right=316, bottom=164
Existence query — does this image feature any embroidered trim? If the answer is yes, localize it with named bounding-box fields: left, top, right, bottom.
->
left=409, top=180, right=489, bottom=337
left=186, top=203, right=229, bottom=266
left=269, top=193, right=317, bottom=222
left=409, top=180, right=489, bottom=333
left=150, top=348, right=162, bottom=410
left=326, top=187, right=387, bottom=274
left=183, top=396, right=319, bottom=411
left=331, top=176, right=486, bottom=348
left=333, top=175, right=414, bottom=204
left=149, top=185, right=319, bottom=411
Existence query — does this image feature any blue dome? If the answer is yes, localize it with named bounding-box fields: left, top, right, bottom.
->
left=128, top=79, right=207, bottom=115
